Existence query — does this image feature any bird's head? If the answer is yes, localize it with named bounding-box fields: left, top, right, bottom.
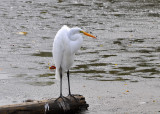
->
left=70, top=27, right=96, bottom=39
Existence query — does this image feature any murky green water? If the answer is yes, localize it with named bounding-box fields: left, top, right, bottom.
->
left=0, top=0, right=160, bottom=113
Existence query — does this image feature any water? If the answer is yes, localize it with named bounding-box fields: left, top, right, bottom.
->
left=0, top=0, right=160, bottom=113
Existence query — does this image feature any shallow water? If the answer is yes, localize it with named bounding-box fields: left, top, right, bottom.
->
left=0, top=0, right=160, bottom=113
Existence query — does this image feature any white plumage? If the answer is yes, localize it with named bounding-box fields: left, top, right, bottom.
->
left=53, top=25, right=83, bottom=80
left=52, top=25, right=96, bottom=96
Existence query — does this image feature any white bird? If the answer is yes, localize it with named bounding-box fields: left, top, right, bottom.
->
left=52, top=25, right=96, bottom=97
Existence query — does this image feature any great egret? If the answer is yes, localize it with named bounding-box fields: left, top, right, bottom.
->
left=52, top=25, right=96, bottom=98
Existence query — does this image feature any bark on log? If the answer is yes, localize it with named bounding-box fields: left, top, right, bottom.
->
left=0, top=94, right=89, bottom=114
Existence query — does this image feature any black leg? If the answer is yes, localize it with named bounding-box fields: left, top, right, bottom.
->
left=54, top=68, right=72, bottom=110
left=60, top=68, right=62, bottom=97
left=67, top=71, right=78, bottom=103
left=67, top=70, right=71, bottom=95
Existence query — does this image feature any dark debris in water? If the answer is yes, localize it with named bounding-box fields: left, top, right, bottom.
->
left=73, top=64, right=89, bottom=69
left=28, top=81, right=55, bottom=86
left=94, top=77, right=130, bottom=82
left=137, top=63, right=153, bottom=67
left=71, top=70, right=106, bottom=74
left=109, top=70, right=120, bottom=74
left=32, top=52, right=52, bottom=57
left=138, top=49, right=154, bottom=53
left=142, top=76, right=156, bottom=79
left=88, top=63, right=107, bottom=66
left=148, top=13, right=160, bottom=17
left=38, top=73, right=54, bottom=77
left=118, top=67, right=136, bottom=71
left=117, top=72, right=131, bottom=76
left=102, top=55, right=117, bottom=58
left=136, top=68, right=159, bottom=73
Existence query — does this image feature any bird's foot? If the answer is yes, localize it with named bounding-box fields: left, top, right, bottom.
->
left=54, top=95, right=71, bottom=111
left=67, top=94, right=79, bottom=103
left=55, top=95, right=69, bottom=103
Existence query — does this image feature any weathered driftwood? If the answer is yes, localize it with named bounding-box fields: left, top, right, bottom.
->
left=0, top=94, right=89, bottom=114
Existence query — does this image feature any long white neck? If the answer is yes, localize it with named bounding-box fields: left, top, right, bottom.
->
left=68, top=28, right=80, bottom=40
left=68, top=28, right=83, bottom=54
left=70, top=35, right=83, bottom=54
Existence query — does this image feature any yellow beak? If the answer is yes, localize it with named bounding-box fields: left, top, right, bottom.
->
left=80, top=31, right=96, bottom=39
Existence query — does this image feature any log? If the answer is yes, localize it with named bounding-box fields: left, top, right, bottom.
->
left=0, top=94, right=89, bottom=114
